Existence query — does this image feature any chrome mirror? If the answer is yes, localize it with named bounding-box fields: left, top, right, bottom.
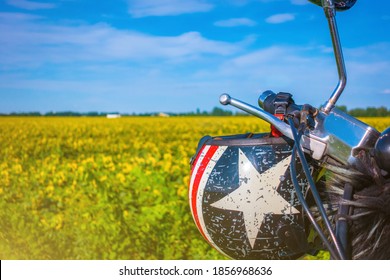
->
left=309, top=0, right=357, bottom=113
left=309, top=0, right=357, bottom=11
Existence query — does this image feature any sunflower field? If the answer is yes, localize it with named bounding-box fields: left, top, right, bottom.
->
left=1, top=116, right=389, bottom=260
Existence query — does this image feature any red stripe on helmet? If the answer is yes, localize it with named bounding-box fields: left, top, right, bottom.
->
left=190, top=144, right=206, bottom=176
left=190, top=145, right=219, bottom=242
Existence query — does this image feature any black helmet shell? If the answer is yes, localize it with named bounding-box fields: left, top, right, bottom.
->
left=189, top=133, right=313, bottom=260
left=374, top=127, right=390, bottom=173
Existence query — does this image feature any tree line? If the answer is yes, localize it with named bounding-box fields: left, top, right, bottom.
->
left=1, top=106, right=390, bottom=117
left=0, top=107, right=238, bottom=117
left=336, top=106, right=390, bottom=117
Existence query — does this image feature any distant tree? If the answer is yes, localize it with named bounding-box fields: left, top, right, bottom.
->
left=348, top=107, right=389, bottom=117
left=376, top=106, right=388, bottom=117
left=44, top=111, right=81, bottom=116
left=9, top=112, right=42, bottom=116
left=349, top=108, right=367, bottom=117
left=86, top=111, right=99, bottom=116
left=211, top=107, right=233, bottom=116
left=336, top=105, right=348, bottom=113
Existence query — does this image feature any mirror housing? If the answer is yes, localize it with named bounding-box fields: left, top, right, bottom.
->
left=309, top=0, right=357, bottom=11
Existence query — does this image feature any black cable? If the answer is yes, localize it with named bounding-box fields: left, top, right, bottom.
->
left=335, top=183, right=353, bottom=259
left=290, top=145, right=341, bottom=260
left=287, top=117, right=346, bottom=260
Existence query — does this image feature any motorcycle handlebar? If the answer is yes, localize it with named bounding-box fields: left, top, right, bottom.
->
left=220, top=91, right=380, bottom=167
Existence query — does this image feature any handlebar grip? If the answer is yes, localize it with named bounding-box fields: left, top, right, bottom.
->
left=258, top=91, right=302, bottom=116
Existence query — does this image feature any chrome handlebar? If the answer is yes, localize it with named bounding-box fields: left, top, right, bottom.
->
left=220, top=92, right=380, bottom=167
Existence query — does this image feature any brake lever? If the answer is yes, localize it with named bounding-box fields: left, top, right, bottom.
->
left=220, top=94, right=293, bottom=139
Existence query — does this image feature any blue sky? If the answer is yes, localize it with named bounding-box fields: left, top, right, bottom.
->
left=1, top=0, right=389, bottom=114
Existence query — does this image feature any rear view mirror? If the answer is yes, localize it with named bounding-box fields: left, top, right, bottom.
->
left=308, top=0, right=357, bottom=11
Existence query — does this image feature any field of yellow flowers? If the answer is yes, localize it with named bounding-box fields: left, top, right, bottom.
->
left=1, top=116, right=389, bottom=260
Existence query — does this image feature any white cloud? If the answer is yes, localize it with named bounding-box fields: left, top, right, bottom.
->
left=291, top=0, right=309, bottom=5
left=265, top=13, right=295, bottom=24
left=6, top=0, right=56, bottom=10
left=214, top=17, right=257, bottom=27
left=0, top=13, right=241, bottom=68
left=195, top=45, right=344, bottom=106
left=127, top=0, right=213, bottom=18
left=0, top=11, right=41, bottom=21
left=345, top=43, right=390, bottom=60
left=102, top=31, right=241, bottom=61
left=383, top=89, right=390, bottom=94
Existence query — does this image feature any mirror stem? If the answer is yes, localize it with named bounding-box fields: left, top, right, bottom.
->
left=321, top=0, right=347, bottom=114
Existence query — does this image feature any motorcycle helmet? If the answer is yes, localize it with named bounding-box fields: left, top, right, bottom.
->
left=189, top=133, right=317, bottom=260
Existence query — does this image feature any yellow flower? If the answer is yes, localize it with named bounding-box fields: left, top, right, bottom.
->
left=46, top=183, right=55, bottom=193
left=116, top=173, right=126, bottom=184
left=12, top=163, right=23, bottom=174
left=123, top=210, right=129, bottom=218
